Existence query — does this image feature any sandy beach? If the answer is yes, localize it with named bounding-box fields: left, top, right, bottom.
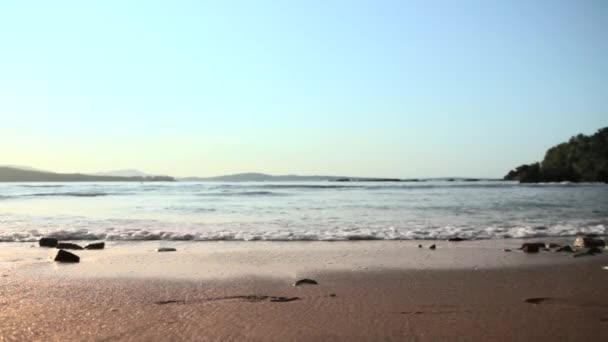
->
left=1, top=240, right=607, bottom=341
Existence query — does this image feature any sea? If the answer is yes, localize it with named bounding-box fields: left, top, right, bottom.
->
left=0, top=181, right=606, bottom=242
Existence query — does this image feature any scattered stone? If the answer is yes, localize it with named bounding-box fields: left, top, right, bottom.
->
left=39, top=237, right=58, bottom=248
left=555, top=245, right=574, bottom=253
left=294, top=278, right=318, bottom=286
left=522, top=244, right=540, bottom=253
left=574, top=237, right=606, bottom=248
left=448, top=237, right=466, bottom=242
left=429, top=244, right=436, bottom=250
left=269, top=297, right=299, bottom=303
left=418, top=244, right=422, bottom=248
left=329, top=293, right=337, bottom=297
left=56, top=242, right=84, bottom=250
left=547, top=243, right=561, bottom=249
left=520, top=242, right=545, bottom=250
left=503, top=249, right=512, bottom=252
left=524, top=297, right=550, bottom=304
left=573, top=248, right=602, bottom=258
left=85, top=242, right=105, bottom=250
left=54, top=249, right=80, bottom=263
left=157, top=247, right=177, bottom=252
left=155, top=300, right=186, bottom=305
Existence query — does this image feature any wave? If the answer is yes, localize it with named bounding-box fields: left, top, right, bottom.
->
left=17, top=185, right=66, bottom=188
left=27, top=192, right=112, bottom=198
left=209, top=183, right=603, bottom=192
left=197, top=191, right=286, bottom=197
left=1, top=224, right=605, bottom=243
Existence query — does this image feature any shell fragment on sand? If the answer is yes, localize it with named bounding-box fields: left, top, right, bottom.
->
left=573, top=237, right=606, bottom=248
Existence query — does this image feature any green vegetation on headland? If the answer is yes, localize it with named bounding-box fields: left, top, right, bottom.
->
left=0, top=167, right=174, bottom=182
left=505, top=127, right=608, bottom=183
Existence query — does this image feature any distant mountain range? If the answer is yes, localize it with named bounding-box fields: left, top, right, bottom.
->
left=0, top=167, right=174, bottom=182
left=91, top=169, right=167, bottom=178
left=0, top=166, right=496, bottom=182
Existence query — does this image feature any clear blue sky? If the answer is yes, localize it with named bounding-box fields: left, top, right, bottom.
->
left=1, top=0, right=606, bottom=178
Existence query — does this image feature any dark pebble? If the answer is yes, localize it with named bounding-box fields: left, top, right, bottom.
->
left=54, top=249, right=80, bottom=263
left=157, top=247, right=177, bottom=252
left=429, top=244, right=436, bottom=250
left=524, top=297, right=550, bottom=304
left=85, top=242, right=105, bottom=250
left=294, top=278, right=318, bottom=286
left=56, top=242, right=84, bottom=250
left=39, top=237, right=58, bottom=248
left=520, top=242, right=545, bottom=250
left=522, top=244, right=541, bottom=253
left=555, top=245, right=574, bottom=253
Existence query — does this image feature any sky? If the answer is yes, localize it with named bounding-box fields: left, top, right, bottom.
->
left=0, top=0, right=606, bottom=178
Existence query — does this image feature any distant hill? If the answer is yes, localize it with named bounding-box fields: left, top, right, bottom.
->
left=180, top=173, right=347, bottom=182
left=505, top=127, right=608, bottom=183
left=0, top=165, right=48, bottom=172
left=0, top=167, right=175, bottom=182
left=92, top=169, right=167, bottom=178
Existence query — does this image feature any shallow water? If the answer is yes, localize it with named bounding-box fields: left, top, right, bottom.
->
left=0, top=181, right=606, bottom=241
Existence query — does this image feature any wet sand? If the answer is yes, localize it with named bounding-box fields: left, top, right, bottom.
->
left=1, top=241, right=608, bottom=341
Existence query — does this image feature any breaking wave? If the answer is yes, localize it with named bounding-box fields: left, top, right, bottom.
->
left=0, top=224, right=605, bottom=243
left=27, top=192, right=112, bottom=198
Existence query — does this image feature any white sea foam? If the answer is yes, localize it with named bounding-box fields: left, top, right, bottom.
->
left=0, top=223, right=605, bottom=242
left=0, top=181, right=606, bottom=243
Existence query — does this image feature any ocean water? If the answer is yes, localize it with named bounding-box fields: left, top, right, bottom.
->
left=0, top=181, right=606, bottom=242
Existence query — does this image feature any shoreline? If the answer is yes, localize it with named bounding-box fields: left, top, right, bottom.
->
left=2, top=238, right=605, bottom=280
left=2, top=240, right=607, bottom=340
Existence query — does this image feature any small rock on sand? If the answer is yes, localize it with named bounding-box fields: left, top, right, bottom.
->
left=503, top=249, right=512, bottom=252
left=429, top=244, right=436, bottom=250
left=418, top=244, right=422, bottom=248
left=39, top=238, right=58, bottom=248
left=56, top=242, right=84, bottom=250
left=573, top=247, right=603, bottom=258
left=555, top=245, right=574, bottom=253
left=522, top=244, right=540, bottom=253
left=54, top=249, right=80, bottom=263
left=85, top=242, right=105, bottom=250
left=520, top=242, right=545, bottom=250
left=294, top=278, right=318, bottom=286
left=524, top=297, right=550, bottom=304
left=157, top=247, right=177, bottom=252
